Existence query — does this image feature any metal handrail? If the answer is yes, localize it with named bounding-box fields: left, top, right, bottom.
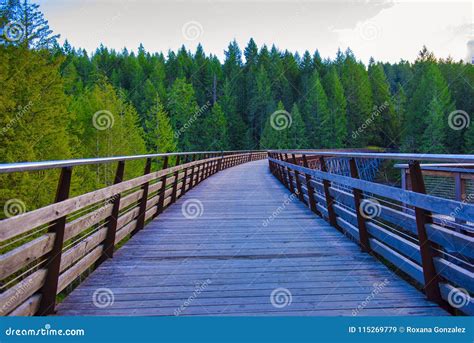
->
left=0, top=150, right=264, bottom=174
left=269, top=150, right=474, bottom=163
left=394, top=163, right=474, bottom=173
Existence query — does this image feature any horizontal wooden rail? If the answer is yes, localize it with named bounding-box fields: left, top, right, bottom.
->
left=268, top=152, right=473, bottom=316
left=0, top=151, right=266, bottom=316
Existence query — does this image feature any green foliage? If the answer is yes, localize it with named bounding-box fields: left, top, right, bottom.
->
left=301, top=70, right=329, bottom=147
left=322, top=66, right=347, bottom=148
left=248, top=66, right=275, bottom=143
left=69, top=80, right=146, bottom=192
left=403, top=62, right=455, bottom=152
left=287, top=103, right=307, bottom=148
left=144, top=97, right=177, bottom=154
left=368, top=62, right=398, bottom=147
left=340, top=51, right=373, bottom=147
left=202, top=103, right=230, bottom=150
left=0, top=46, right=71, bottom=212
left=260, top=101, right=287, bottom=149
left=221, top=78, right=251, bottom=150
left=167, top=77, right=200, bottom=151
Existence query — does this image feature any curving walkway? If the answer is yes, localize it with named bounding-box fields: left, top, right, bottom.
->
left=57, top=160, right=447, bottom=316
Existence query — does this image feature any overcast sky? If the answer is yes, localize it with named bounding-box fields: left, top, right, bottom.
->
left=40, top=0, right=473, bottom=63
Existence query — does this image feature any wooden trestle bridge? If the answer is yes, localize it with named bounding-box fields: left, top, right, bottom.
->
left=0, top=151, right=472, bottom=316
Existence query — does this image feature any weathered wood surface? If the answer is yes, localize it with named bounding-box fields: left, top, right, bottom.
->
left=57, top=160, right=447, bottom=316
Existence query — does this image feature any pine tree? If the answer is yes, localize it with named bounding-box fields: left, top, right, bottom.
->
left=69, top=80, right=146, bottom=190
left=221, top=78, right=250, bottom=149
left=260, top=101, right=288, bottom=149
left=368, top=62, right=398, bottom=147
left=301, top=70, right=329, bottom=148
left=340, top=50, right=373, bottom=147
left=248, top=65, right=274, bottom=144
left=0, top=0, right=59, bottom=48
left=404, top=62, right=454, bottom=152
left=144, top=97, right=177, bottom=154
left=202, top=103, right=230, bottom=150
left=322, top=66, right=347, bottom=147
left=167, top=77, right=200, bottom=151
left=0, top=46, right=71, bottom=211
left=421, top=97, right=446, bottom=153
left=287, top=103, right=307, bottom=148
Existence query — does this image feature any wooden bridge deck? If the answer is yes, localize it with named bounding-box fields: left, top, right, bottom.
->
left=57, top=160, right=447, bottom=316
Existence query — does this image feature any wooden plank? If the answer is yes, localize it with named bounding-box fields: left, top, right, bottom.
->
left=0, top=269, right=47, bottom=316
left=57, top=245, right=103, bottom=293
left=7, top=294, right=41, bottom=316
left=0, top=233, right=55, bottom=280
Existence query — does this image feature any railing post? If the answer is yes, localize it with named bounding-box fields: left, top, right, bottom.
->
left=285, top=153, right=296, bottom=194
left=454, top=172, right=464, bottom=224
left=401, top=167, right=408, bottom=213
left=319, top=157, right=338, bottom=228
left=291, top=154, right=304, bottom=202
left=156, top=155, right=169, bottom=215
left=98, top=160, right=125, bottom=265
left=302, top=155, right=319, bottom=215
left=268, top=152, right=274, bottom=174
left=133, top=158, right=152, bottom=235
left=349, top=158, right=371, bottom=253
left=202, top=154, right=209, bottom=180
left=171, top=155, right=181, bottom=203
left=198, top=154, right=205, bottom=184
left=212, top=153, right=218, bottom=174
left=408, top=161, right=443, bottom=303
left=180, top=155, right=190, bottom=195
left=183, top=154, right=194, bottom=194
left=206, top=154, right=214, bottom=178
left=275, top=153, right=284, bottom=182
left=188, top=154, right=197, bottom=189
left=218, top=151, right=224, bottom=172
left=279, top=153, right=289, bottom=188
left=37, top=166, right=72, bottom=316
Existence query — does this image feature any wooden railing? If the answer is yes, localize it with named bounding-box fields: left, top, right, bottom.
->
left=0, top=150, right=266, bottom=316
left=268, top=151, right=474, bottom=315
